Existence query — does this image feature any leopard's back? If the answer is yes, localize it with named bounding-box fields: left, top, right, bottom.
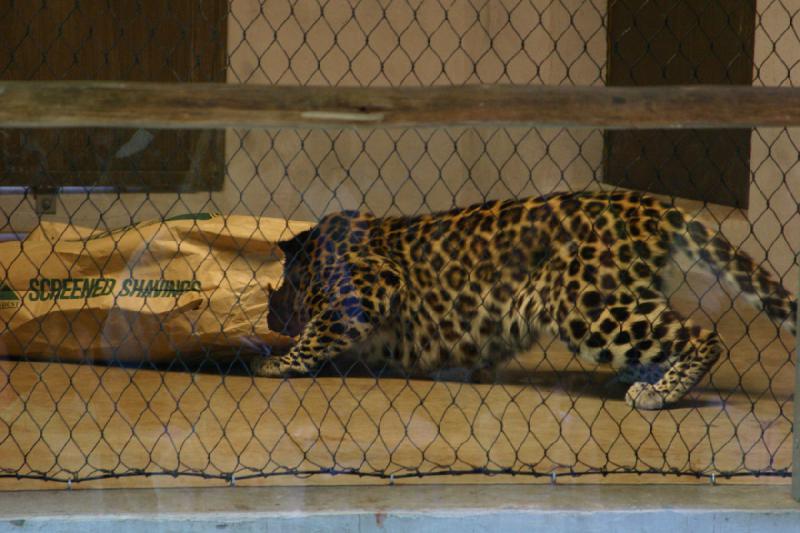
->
left=346, top=191, right=678, bottom=374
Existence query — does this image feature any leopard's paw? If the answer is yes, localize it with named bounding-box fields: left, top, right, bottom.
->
left=625, top=382, right=666, bottom=410
left=250, top=355, right=307, bottom=378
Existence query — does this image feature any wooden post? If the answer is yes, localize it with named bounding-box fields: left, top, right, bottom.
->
left=3, top=82, right=800, bottom=129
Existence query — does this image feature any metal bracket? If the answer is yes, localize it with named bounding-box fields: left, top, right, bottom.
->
left=792, top=273, right=800, bottom=501
left=33, top=187, right=58, bottom=215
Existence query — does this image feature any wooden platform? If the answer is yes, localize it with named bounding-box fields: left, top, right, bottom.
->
left=0, top=282, right=794, bottom=490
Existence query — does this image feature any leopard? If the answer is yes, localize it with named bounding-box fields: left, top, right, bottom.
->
left=252, top=190, right=796, bottom=410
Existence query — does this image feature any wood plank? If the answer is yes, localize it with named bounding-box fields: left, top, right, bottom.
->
left=2, top=82, right=800, bottom=130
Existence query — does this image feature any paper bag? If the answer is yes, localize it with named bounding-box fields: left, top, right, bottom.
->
left=0, top=214, right=312, bottom=364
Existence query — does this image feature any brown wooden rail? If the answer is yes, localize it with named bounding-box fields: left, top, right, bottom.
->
left=1, top=81, right=800, bottom=129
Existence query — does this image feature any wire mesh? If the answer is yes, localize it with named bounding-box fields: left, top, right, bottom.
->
left=0, top=0, right=796, bottom=486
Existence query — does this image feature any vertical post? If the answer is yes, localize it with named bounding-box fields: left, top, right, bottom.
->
left=794, top=275, right=800, bottom=501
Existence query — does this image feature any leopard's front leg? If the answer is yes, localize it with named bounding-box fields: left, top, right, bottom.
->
left=254, top=267, right=405, bottom=377
left=251, top=311, right=373, bottom=377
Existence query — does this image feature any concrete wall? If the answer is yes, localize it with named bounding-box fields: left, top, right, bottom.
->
left=743, top=0, right=800, bottom=281
left=222, top=0, right=606, bottom=221
left=1, top=485, right=799, bottom=533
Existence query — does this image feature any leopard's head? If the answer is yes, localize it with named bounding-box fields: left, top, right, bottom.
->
left=268, top=229, right=315, bottom=338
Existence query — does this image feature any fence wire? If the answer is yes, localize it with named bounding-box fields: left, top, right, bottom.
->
left=0, top=0, right=796, bottom=485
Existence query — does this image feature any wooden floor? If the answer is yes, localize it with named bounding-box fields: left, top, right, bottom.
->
left=0, top=280, right=794, bottom=490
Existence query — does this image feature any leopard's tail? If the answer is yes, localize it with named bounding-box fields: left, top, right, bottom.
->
left=667, top=209, right=796, bottom=336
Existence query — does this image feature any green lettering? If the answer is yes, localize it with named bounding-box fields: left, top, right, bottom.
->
left=60, top=279, right=72, bottom=300
left=71, top=279, right=83, bottom=299
left=51, top=279, right=63, bottom=300
left=40, top=279, right=51, bottom=301
left=76, top=279, right=87, bottom=299
left=71, top=279, right=83, bottom=300
left=81, top=279, right=94, bottom=299
left=103, top=279, right=116, bottom=297
left=152, top=280, right=164, bottom=298
left=143, top=279, right=156, bottom=298
left=132, top=279, right=146, bottom=297
left=119, top=279, right=132, bottom=297
left=28, top=279, right=40, bottom=302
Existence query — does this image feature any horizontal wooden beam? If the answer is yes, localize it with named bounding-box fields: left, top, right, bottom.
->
left=1, top=81, right=799, bottom=129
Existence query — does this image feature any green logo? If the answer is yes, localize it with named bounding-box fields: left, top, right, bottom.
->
left=164, top=213, right=216, bottom=222
left=84, top=213, right=218, bottom=241
left=0, top=282, right=19, bottom=308
left=0, top=282, right=18, bottom=301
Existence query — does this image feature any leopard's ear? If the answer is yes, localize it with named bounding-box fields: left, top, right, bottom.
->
left=278, top=229, right=312, bottom=259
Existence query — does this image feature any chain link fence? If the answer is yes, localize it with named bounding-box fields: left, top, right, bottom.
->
left=0, top=0, right=796, bottom=485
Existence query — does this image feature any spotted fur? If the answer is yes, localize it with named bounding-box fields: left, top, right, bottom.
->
left=254, top=191, right=796, bottom=410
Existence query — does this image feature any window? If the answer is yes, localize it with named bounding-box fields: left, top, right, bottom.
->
left=604, top=0, right=756, bottom=208
left=0, top=0, right=227, bottom=192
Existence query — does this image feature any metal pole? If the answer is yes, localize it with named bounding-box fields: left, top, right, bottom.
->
left=793, top=272, right=800, bottom=501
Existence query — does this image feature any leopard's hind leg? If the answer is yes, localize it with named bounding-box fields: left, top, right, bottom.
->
left=565, top=296, right=721, bottom=409
left=624, top=317, right=722, bottom=409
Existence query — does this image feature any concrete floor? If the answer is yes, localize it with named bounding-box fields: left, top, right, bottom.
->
left=0, top=484, right=798, bottom=532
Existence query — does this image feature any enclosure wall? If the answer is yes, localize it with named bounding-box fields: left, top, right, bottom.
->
left=1, top=0, right=798, bottom=290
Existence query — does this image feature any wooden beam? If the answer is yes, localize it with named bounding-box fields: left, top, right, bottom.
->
left=1, top=81, right=800, bottom=129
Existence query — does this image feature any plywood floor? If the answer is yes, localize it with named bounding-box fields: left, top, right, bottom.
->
left=0, top=282, right=794, bottom=490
